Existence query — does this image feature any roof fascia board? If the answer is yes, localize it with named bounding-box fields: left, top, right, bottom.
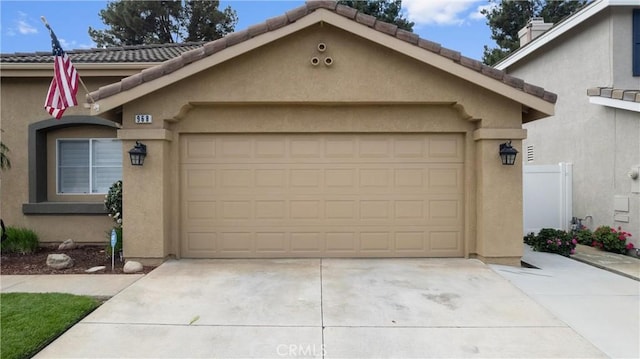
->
left=91, top=9, right=554, bottom=116
left=589, top=96, right=640, bottom=112
left=494, top=0, right=633, bottom=70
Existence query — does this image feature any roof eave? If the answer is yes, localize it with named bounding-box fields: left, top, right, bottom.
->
left=589, top=96, right=640, bottom=112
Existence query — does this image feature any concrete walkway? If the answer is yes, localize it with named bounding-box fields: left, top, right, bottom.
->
left=572, top=244, right=640, bottom=280
left=0, top=274, right=144, bottom=297
left=492, top=245, right=640, bottom=359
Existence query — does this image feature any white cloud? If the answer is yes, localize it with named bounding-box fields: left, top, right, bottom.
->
left=59, top=38, right=93, bottom=50
left=403, top=0, right=481, bottom=26
left=17, top=20, right=38, bottom=34
left=8, top=11, right=38, bottom=36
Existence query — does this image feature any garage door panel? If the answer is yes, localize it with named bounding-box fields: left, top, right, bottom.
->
left=181, top=134, right=464, bottom=164
left=185, top=165, right=461, bottom=195
left=290, top=232, right=323, bottom=252
left=255, top=232, right=288, bottom=252
left=430, top=231, right=462, bottom=252
left=427, top=166, right=464, bottom=193
left=181, top=134, right=464, bottom=258
left=183, top=197, right=462, bottom=227
left=183, top=227, right=462, bottom=258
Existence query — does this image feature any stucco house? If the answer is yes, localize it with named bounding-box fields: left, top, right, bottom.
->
left=495, top=0, right=640, bottom=249
left=1, top=1, right=557, bottom=265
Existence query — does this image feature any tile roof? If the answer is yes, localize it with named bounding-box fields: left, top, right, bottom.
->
left=587, top=87, right=640, bottom=103
left=0, top=42, right=205, bottom=63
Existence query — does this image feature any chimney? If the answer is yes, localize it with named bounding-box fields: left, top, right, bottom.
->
left=518, top=17, right=553, bottom=47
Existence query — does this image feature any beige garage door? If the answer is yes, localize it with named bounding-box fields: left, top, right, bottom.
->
left=180, top=134, right=464, bottom=258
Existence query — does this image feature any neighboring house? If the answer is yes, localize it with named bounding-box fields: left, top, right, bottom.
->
left=0, top=1, right=556, bottom=265
left=495, top=0, right=640, bottom=249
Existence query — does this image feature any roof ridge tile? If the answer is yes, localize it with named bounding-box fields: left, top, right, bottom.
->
left=286, top=5, right=309, bottom=22
left=335, top=4, right=357, bottom=19
left=355, top=11, right=377, bottom=28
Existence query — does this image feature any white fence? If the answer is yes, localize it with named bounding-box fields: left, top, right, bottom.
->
left=523, top=163, right=573, bottom=234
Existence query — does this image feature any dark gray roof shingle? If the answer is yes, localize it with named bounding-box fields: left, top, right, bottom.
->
left=0, top=42, right=205, bottom=63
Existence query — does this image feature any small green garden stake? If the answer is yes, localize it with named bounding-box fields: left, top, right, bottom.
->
left=110, top=228, right=117, bottom=272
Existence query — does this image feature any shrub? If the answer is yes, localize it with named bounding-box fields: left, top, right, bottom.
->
left=523, top=232, right=536, bottom=246
left=592, top=226, right=634, bottom=254
left=574, top=228, right=594, bottom=245
left=523, top=228, right=577, bottom=257
left=0, top=227, right=39, bottom=254
left=104, top=181, right=123, bottom=258
left=104, top=180, right=122, bottom=227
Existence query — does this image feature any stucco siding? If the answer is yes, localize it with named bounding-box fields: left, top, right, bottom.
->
left=611, top=7, right=639, bottom=89
left=0, top=76, right=124, bottom=244
left=506, top=7, right=640, bottom=247
left=124, top=24, right=522, bottom=127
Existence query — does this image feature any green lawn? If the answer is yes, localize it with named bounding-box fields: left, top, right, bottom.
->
left=1, top=293, right=100, bottom=359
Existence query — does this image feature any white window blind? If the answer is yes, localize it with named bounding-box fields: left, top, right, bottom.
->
left=58, top=139, right=122, bottom=194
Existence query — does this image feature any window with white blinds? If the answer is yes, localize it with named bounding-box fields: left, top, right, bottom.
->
left=58, top=139, right=122, bottom=194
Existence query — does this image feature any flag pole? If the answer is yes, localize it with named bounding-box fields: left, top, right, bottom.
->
left=40, top=16, right=96, bottom=104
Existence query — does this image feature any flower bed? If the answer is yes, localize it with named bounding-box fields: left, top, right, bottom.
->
left=525, top=226, right=634, bottom=256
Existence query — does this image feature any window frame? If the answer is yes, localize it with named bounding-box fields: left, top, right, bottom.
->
left=56, top=138, right=123, bottom=195
left=23, top=116, right=120, bottom=215
left=634, top=9, right=640, bottom=77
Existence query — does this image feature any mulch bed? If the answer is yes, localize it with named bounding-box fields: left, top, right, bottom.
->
left=1, top=246, right=155, bottom=275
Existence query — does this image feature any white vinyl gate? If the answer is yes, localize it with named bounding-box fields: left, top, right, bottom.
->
left=523, top=163, right=572, bottom=234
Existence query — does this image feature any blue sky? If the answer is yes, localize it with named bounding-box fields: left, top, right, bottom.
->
left=0, top=0, right=495, bottom=60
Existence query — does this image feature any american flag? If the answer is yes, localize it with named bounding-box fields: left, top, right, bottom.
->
left=44, top=24, right=78, bottom=119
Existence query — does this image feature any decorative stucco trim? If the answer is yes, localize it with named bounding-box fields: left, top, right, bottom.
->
left=23, top=202, right=107, bottom=215
left=25, top=116, right=119, bottom=214
left=118, top=129, right=174, bottom=141
left=473, top=128, right=528, bottom=141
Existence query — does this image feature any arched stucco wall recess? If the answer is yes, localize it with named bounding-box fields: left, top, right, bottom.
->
left=23, top=116, right=120, bottom=214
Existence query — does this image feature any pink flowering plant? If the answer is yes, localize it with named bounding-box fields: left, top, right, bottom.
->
left=592, top=226, right=634, bottom=254
left=524, top=228, right=577, bottom=257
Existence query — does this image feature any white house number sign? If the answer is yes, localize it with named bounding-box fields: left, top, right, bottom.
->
left=134, top=114, right=153, bottom=124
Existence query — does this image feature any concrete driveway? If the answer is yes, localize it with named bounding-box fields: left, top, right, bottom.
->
left=36, top=259, right=604, bottom=358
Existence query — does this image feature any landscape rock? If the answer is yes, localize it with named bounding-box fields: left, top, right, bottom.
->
left=46, top=254, right=74, bottom=270
left=58, top=239, right=77, bottom=250
left=123, top=261, right=143, bottom=273
left=85, top=266, right=106, bottom=273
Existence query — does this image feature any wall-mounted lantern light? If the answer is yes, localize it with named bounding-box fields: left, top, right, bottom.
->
left=499, top=141, right=518, bottom=166
left=128, top=141, right=147, bottom=166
